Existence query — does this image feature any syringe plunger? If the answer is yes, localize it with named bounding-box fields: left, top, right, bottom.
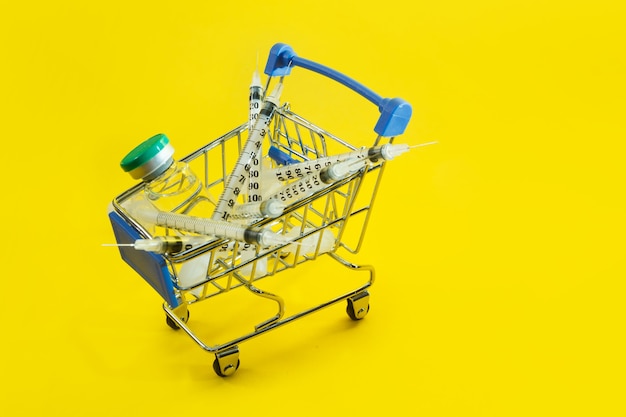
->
left=320, top=159, right=366, bottom=183
left=230, top=198, right=286, bottom=220
left=128, top=200, right=291, bottom=247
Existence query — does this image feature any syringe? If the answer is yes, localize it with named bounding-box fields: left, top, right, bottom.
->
left=247, top=69, right=265, bottom=205
left=103, top=235, right=212, bottom=254
left=265, top=141, right=437, bottom=183
left=211, top=79, right=284, bottom=222
left=229, top=158, right=366, bottom=219
left=272, top=158, right=366, bottom=204
left=130, top=201, right=291, bottom=247
left=254, top=141, right=436, bottom=200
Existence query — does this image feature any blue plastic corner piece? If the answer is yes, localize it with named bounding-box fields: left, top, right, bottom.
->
left=374, top=98, right=413, bottom=137
left=268, top=145, right=299, bottom=165
left=264, top=43, right=297, bottom=77
left=108, top=210, right=180, bottom=308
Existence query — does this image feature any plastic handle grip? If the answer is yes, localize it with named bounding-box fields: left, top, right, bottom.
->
left=263, top=43, right=412, bottom=137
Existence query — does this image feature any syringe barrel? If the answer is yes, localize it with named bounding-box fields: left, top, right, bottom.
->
left=260, top=151, right=366, bottom=197
left=265, top=159, right=365, bottom=207
left=134, top=235, right=215, bottom=254
left=247, top=82, right=265, bottom=205
left=229, top=160, right=355, bottom=220
left=212, top=92, right=279, bottom=222
left=249, top=85, right=263, bottom=131
left=154, top=211, right=247, bottom=241
left=266, top=155, right=343, bottom=182
left=271, top=172, right=325, bottom=204
left=133, top=236, right=182, bottom=254
left=135, top=208, right=288, bottom=247
left=261, top=143, right=408, bottom=187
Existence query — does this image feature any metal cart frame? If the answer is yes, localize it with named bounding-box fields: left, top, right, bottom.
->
left=108, top=43, right=412, bottom=376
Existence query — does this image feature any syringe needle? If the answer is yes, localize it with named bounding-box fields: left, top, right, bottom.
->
left=102, top=243, right=134, bottom=247
left=410, top=141, right=438, bottom=148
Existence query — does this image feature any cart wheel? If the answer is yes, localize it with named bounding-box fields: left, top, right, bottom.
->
left=346, top=292, right=370, bottom=321
left=165, top=310, right=189, bottom=330
left=213, top=358, right=240, bottom=377
left=346, top=303, right=370, bottom=321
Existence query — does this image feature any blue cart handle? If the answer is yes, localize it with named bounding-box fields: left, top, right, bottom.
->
left=264, top=43, right=412, bottom=137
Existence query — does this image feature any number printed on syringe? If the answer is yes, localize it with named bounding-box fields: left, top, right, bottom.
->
left=227, top=142, right=437, bottom=221
left=211, top=79, right=283, bottom=222
left=248, top=69, right=263, bottom=132
left=263, top=142, right=434, bottom=190
left=274, top=159, right=363, bottom=204
left=247, top=69, right=264, bottom=205
left=274, top=159, right=334, bottom=181
left=229, top=159, right=367, bottom=220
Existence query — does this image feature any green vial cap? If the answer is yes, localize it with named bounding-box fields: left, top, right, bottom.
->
left=120, top=133, right=175, bottom=181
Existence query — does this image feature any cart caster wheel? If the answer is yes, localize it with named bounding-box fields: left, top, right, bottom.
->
left=213, top=358, right=240, bottom=377
left=347, top=303, right=370, bottom=320
left=165, top=310, right=189, bottom=330
left=347, top=292, right=370, bottom=321
left=213, top=347, right=240, bottom=377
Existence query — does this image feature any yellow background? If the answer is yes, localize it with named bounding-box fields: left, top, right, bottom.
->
left=1, top=1, right=624, bottom=415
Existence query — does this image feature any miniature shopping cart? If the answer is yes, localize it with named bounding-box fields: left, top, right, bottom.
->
left=108, top=43, right=412, bottom=376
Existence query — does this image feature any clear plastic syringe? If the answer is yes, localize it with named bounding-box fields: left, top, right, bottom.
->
left=272, top=158, right=366, bottom=204
left=228, top=158, right=366, bottom=219
left=130, top=201, right=291, bottom=247
left=265, top=141, right=437, bottom=183
left=255, top=141, right=436, bottom=200
left=211, top=79, right=284, bottom=222
left=247, top=69, right=264, bottom=205
left=103, top=235, right=212, bottom=254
